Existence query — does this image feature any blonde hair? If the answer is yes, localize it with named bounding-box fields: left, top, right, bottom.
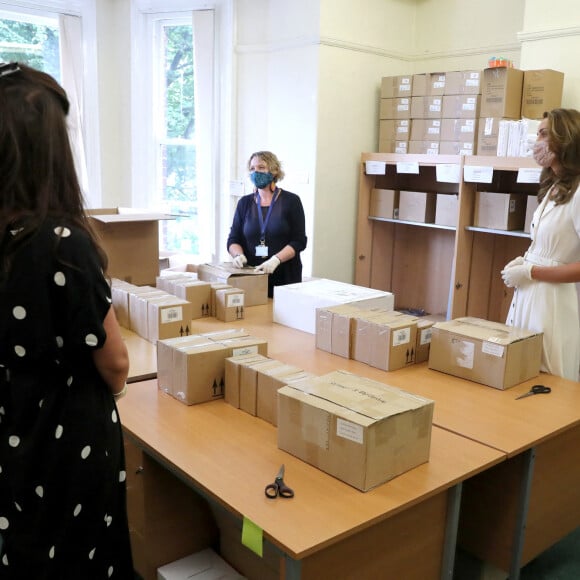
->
left=247, top=151, right=285, bottom=182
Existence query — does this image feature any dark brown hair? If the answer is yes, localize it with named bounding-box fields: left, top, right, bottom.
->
left=538, top=108, right=580, bottom=204
left=0, top=62, right=106, bottom=272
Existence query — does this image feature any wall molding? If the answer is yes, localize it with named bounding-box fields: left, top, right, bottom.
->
left=236, top=35, right=520, bottom=63
left=517, top=26, right=580, bottom=43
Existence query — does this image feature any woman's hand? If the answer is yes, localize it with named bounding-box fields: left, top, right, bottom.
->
left=255, top=256, right=280, bottom=274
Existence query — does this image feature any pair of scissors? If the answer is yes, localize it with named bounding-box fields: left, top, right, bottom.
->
left=265, top=464, right=294, bottom=499
left=515, top=384, right=552, bottom=400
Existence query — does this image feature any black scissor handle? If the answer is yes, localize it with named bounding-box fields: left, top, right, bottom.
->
left=265, top=483, right=279, bottom=499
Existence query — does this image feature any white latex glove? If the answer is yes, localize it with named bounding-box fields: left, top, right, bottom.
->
left=254, top=255, right=280, bottom=274
left=501, top=263, right=533, bottom=288
left=504, top=256, right=525, bottom=270
left=232, top=254, right=247, bottom=269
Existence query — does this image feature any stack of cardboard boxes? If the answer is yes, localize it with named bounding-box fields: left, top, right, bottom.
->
left=379, top=67, right=564, bottom=157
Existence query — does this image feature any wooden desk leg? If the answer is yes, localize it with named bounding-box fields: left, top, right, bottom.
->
left=509, top=448, right=535, bottom=580
left=441, top=482, right=462, bottom=580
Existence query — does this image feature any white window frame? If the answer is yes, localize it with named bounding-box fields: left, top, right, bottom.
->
left=130, top=0, right=234, bottom=266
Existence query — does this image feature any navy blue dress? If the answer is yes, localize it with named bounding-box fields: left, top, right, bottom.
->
left=227, top=189, right=307, bottom=297
left=0, top=218, right=133, bottom=579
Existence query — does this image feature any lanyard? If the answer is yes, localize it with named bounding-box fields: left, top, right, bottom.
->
left=256, top=188, right=280, bottom=244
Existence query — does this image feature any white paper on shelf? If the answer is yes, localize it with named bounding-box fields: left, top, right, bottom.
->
left=517, top=167, right=542, bottom=184
left=464, top=165, right=493, bottom=183
left=365, top=160, right=386, bottom=175
left=436, top=164, right=461, bottom=183
left=396, top=161, right=419, bottom=174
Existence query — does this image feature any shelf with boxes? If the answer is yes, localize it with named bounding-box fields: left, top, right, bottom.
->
left=355, top=152, right=541, bottom=325
left=379, top=67, right=564, bottom=157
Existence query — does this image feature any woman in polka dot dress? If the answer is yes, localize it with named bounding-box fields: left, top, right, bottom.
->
left=0, top=63, right=134, bottom=578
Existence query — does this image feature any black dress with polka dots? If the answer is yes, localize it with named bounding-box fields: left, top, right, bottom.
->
left=0, top=219, right=134, bottom=579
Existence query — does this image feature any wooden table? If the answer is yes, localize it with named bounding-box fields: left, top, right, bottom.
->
left=123, top=303, right=580, bottom=579
left=121, top=326, right=157, bottom=383
left=118, top=380, right=503, bottom=580
left=185, top=304, right=580, bottom=579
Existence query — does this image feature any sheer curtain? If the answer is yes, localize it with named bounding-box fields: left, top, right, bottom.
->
left=59, top=13, right=89, bottom=198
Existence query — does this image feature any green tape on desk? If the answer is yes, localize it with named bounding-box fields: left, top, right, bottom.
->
left=242, top=516, right=263, bottom=557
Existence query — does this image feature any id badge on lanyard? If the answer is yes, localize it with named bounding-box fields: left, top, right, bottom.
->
left=255, top=190, right=279, bottom=257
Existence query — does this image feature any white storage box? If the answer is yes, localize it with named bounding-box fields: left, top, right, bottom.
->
left=157, top=548, right=244, bottom=579
left=273, top=279, right=394, bottom=334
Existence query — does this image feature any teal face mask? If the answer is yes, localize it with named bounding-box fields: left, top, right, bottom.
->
left=250, top=171, right=274, bottom=189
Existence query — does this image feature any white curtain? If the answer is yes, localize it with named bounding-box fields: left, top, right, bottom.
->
left=192, top=9, right=216, bottom=261
left=59, top=13, right=89, bottom=197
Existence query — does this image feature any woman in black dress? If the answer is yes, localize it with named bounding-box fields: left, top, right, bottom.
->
left=227, top=151, right=307, bottom=298
left=0, top=63, right=134, bottom=578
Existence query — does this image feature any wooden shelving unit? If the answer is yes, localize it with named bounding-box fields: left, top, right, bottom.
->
left=355, top=153, right=539, bottom=322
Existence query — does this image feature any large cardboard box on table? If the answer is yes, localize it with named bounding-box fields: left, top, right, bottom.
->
left=273, top=278, right=395, bottom=334
left=88, top=208, right=173, bottom=285
left=195, top=263, right=268, bottom=307
left=428, top=317, right=543, bottom=390
left=277, top=370, right=434, bottom=491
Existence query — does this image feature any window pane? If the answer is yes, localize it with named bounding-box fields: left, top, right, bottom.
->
left=0, top=16, right=60, bottom=81
left=158, top=22, right=197, bottom=256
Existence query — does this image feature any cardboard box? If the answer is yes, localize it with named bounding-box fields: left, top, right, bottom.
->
left=378, top=119, right=412, bottom=142
left=379, top=97, right=411, bottom=120
left=224, top=353, right=269, bottom=408
left=380, top=75, right=413, bottom=98
left=476, top=116, right=517, bottom=156
left=444, top=70, right=482, bottom=95
left=256, top=363, right=303, bottom=425
left=411, top=96, right=443, bottom=119
left=277, top=370, right=434, bottom=491
left=524, top=195, right=539, bottom=234
left=367, top=313, right=418, bottom=371
left=412, top=73, right=427, bottom=96
left=351, top=309, right=396, bottom=365
left=439, top=141, right=475, bottom=156
left=315, top=304, right=370, bottom=357
left=196, top=263, right=268, bottom=307
left=148, top=296, right=195, bottom=342
left=428, top=317, right=543, bottom=390
left=369, top=188, right=399, bottom=219
left=111, top=279, right=135, bottom=328
left=474, top=191, right=526, bottom=231
left=88, top=208, right=173, bottom=286
left=408, top=140, right=440, bottom=155
left=209, top=283, right=232, bottom=317
left=216, top=288, right=245, bottom=322
left=170, top=280, right=212, bottom=319
left=442, top=95, right=480, bottom=119
left=410, top=119, right=441, bottom=141
left=239, top=359, right=281, bottom=416
left=521, top=69, right=564, bottom=120
left=415, top=319, right=434, bottom=364
left=128, top=289, right=166, bottom=337
left=440, top=118, right=478, bottom=142
left=273, top=279, right=395, bottom=334
left=427, top=72, right=446, bottom=95
left=435, top=194, right=459, bottom=227
left=157, top=549, right=244, bottom=580
left=398, top=190, right=436, bottom=223
left=378, top=140, right=409, bottom=154
left=480, top=67, right=524, bottom=119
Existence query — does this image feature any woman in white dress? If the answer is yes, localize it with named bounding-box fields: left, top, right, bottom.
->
left=502, top=108, right=580, bottom=381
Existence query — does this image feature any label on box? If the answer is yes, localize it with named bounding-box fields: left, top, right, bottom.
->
left=482, top=341, right=505, bottom=358
left=161, top=306, right=183, bottom=323
left=420, top=328, right=432, bottom=345
left=227, top=294, right=244, bottom=307
left=392, top=327, right=411, bottom=346
left=336, top=418, right=364, bottom=444
left=453, top=339, right=475, bottom=368
left=232, top=345, right=259, bottom=356
left=509, top=199, right=516, bottom=213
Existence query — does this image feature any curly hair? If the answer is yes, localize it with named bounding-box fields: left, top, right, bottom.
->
left=537, top=108, right=580, bottom=205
